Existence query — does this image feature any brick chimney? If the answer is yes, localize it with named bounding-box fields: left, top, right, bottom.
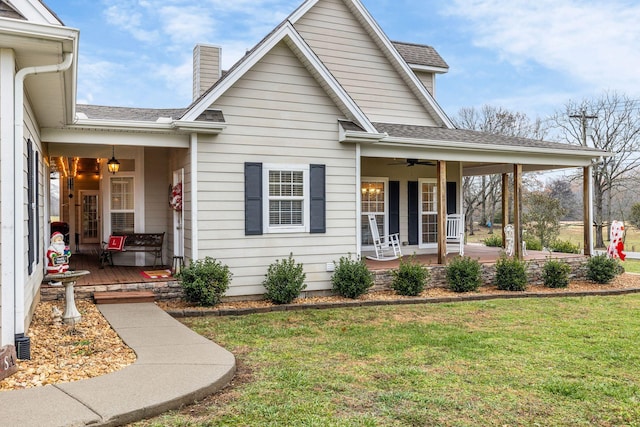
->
left=193, top=44, right=222, bottom=100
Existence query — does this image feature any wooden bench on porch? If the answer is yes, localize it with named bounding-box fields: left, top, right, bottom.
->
left=100, top=232, right=165, bottom=268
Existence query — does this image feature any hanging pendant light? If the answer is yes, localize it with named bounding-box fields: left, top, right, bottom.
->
left=107, top=146, right=120, bottom=174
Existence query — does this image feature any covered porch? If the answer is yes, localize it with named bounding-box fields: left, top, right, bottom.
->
left=344, top=122, right=608, bottom=264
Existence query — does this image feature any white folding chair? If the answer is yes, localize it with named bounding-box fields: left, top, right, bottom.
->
left=365, top=214, right=402, bottom=261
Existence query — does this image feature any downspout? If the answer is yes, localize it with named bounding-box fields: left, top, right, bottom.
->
left=13, top=53, right=73, bottom=357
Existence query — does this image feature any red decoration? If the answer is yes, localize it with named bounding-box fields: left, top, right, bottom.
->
left=170, top=182, right=182, bottom=211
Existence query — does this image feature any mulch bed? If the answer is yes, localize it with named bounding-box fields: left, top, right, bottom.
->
left=2, top=273, right=640, bottom=392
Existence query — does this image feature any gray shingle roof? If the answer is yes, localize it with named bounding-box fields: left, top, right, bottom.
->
left=77, top=105, right=186, bottom=122
left=373, top=123, right=593, bottom=152
left=391, top=41, right=448, bottom=69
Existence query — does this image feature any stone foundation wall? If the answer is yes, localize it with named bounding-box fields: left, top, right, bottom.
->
left=372, top=256, right=588, bottom=291
left=40, top=280, right=184, bottom=302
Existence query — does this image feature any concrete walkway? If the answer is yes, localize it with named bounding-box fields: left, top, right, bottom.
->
left=0, top=303, right=236, bottom=427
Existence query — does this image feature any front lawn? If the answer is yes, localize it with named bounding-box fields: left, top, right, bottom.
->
left=137, top=296, right=640, bottom=426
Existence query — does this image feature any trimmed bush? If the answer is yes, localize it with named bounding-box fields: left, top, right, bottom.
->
left=550, top=240, right=581, bottom=254
left=263, top=253, right=307, bottom=304
left=177, top=257, right=231, bottom=306
left=446, top=256, right=482, bottom=293
left=331, top=255, right=373, bottom=299
left=524, top=237, right=542, bottom=251
left=586, top=254, right=619, bottom=284
left=483, top=234, right=502, bottom=247
left=495, top=255, right=528, bottom=291
left=543, top=259, right=572, bottom=288
left=391, top=255, right=430, bottom=296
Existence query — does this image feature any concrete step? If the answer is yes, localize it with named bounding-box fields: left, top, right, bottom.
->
left=94, top=291, right=155, bottom=304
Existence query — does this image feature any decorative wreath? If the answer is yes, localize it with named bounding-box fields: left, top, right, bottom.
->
left=169, top=182, right=182, bottom=211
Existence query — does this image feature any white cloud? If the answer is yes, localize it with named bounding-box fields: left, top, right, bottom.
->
left=445, top=0, right=640, bottom=96
left=103, top=3, right=160, bottom=43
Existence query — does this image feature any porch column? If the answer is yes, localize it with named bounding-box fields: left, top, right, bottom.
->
left=513, top=164, right=523, bottom=259
left=501, top=172, right=509, bottom=249
left=437, top=160, right=447, bottom=264
left=583, top=165, right=593, bottom=256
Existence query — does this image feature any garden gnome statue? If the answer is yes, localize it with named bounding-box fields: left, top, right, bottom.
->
left=46, top=231, right=71, bottom=274
left=607, top=220, right=626, bottom=261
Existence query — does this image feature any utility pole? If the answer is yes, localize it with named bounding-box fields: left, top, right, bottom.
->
left=570, top=109, right=598, bottom=146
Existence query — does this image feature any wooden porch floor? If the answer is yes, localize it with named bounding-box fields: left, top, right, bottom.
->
left=364, top=244, right=585, bottom=270
left=42, top=246, right=175, bottom=288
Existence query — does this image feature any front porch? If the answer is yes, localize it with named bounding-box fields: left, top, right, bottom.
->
left=40, top=248, right=181, bottom=302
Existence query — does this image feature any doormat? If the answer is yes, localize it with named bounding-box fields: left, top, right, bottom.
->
left=141, top=269, right=172, bottom=279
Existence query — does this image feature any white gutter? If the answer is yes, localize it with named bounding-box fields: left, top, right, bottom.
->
left=13, top=52, right=73, bottom=337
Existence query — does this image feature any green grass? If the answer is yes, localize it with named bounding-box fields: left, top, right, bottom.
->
left=136, top=296, right=640, bottom=426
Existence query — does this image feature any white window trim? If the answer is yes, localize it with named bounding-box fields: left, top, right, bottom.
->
left=263, top=163, right=310, bottom=234
left=361, top=177, right=388, bottom=249
left=418, top=178, right=437, bottom=249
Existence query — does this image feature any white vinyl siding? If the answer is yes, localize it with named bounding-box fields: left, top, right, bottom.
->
left=415, top=71, right=435, bottom=96
left=294, top=0, right=437, bottom=126
left=195, top=42, right=357, bottom=296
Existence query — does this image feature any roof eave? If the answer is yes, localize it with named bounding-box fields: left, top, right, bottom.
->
left=69, top=118, right=224, bottom=135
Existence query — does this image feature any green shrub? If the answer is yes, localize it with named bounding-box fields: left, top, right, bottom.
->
left=483, top=234, right=502, bottom=247
left=495, top=255, right=528, bottom=291
left=524, top=237, right=542, bottom=251
left=550, top=240, right=581, bottom=254
left=263, top=253, right=307, bottom=304
left=446, top=256, right=482, bottom=293
left=586, top=254, right=619, bottom=284
left=543, top=259, right=572, bottom=288
left=177, top=257, right=231, bottom=306
left=391, top=255, right=430, bottom=296
left=331, top=255, right=373, bottom=299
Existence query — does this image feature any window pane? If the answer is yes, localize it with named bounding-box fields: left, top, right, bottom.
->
left=269, top=170, right=303, bottom=197
left=361, top=181, right=386, bottom=246
left=269, top=200, right=303, bottom=226
left=111, top=177, right=134, bottom=210
left=111, top=212, right=134, bottom=234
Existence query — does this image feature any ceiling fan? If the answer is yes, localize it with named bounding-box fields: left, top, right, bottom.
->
left=388, top=158, right=435, bottom=167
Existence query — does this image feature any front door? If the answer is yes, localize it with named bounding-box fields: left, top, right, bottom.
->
left=80, top=191, right=100, bottom=244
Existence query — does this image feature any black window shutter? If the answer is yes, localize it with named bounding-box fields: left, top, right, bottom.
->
left=36, top=151, right=40, bottom=264
left=244, top=162, right=263, bottom=235
left=389, top=181, right=400, bottom=235
left=27, top=140, right=34, bottom=273
left=309, top=164, right=326, bottom=233
left=408, top=181, right=418, bottom=245
left=446, top=182, right=457, bottom=215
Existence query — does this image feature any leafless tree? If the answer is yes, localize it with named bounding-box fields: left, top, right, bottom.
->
left=548, top=91, right=640, bottom=247
left=454, top=105, right=547, bottom=233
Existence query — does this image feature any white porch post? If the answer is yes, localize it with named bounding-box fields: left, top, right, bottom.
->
left=583, top=165, right=593, bottom=256
left=190, top=133, right=199, bottom=262
left=1, top=49, right=16, bottom=346
left=356, top=143, right=362, bottom=257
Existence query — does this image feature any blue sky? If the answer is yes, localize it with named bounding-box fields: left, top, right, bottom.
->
left=44, top=0, right=640, bottom=121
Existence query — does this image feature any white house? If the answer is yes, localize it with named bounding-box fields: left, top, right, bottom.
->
left=0, top=0, right=605, bottom=355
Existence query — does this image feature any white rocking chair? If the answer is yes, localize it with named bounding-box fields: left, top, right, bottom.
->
left=446, top=214, right=465, bottom=256
left=365, top=214, right=402, bottom=261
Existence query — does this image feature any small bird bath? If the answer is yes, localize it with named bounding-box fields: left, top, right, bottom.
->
left=44, top=270, right=90, bottom=324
